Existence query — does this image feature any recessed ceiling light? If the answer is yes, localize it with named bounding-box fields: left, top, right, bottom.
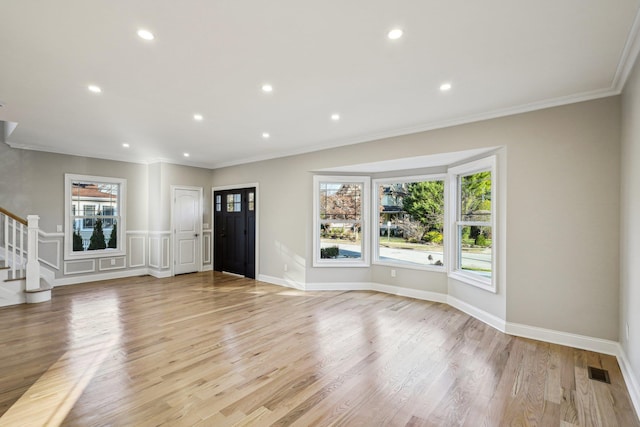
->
left=262, top=84, right=273, bottom=93
left=440, top=82, right=452, bottom=92
left=183, top=153, right=190, bottom=157
left=262, top=132, right=270, bottom=139
left=193, top=114, right=203, bottom=121
left=388, top=29, right=403, bottom=40
left=137, top=29, right=154, bottom=41
left=122, top=143, right=130, bottom=148
left=331, top=113, right=340, bottom=121
left=88, top=85, right=102, bottom=93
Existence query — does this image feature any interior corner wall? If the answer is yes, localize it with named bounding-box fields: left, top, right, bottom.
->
left=212, top=96, right=621, bottom=341
left=621, top=55, right=640, bottom=391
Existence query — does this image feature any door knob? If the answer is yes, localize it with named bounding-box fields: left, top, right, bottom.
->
left=194, top=233, right=199, bottom=237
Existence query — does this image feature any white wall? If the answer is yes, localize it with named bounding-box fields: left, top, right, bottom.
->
left=212, top=96, right=621, bottom=341
left=621, top=53, right=640, bottom=404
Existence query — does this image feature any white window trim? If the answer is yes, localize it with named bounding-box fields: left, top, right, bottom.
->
left=447, top=156, right=497, bottom=292
left=64, top=173, right=127, bottom=261
left=313, top=175, right=370, bottom=267
left=372, top=174, right=447, bottom=272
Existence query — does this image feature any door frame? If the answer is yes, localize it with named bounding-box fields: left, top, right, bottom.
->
left=171, top=185, right=204, bottom=276
left=212, top=182, right=259, bottom=278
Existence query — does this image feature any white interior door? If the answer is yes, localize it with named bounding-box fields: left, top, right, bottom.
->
left=173, top=187, right=201, bottom=275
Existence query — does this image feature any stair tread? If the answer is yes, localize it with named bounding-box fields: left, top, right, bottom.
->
left=25, top=286, right=52, bottom=293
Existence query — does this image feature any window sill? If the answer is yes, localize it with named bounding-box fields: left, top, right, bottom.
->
left=448, top=270, right=496, bottom=293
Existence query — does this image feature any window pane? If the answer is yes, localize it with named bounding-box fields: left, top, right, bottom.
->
left=320, top=222, right=362, bottom=259
left=460, top=171, right=491, bottom=222
left=215, top=195, right=221, bottom=212
left=459, top=225, right=492, bottom=278
left=226, top=194, right=234, bottom=212
left=69, top=177, right=122, bottom=254
left=234, top=194, right=241, bottom=212
left=377, top=180, right=444, bottom=267
left=319, top=183, right=362, bottom=220
left=248, top=192, right=255, bottom=211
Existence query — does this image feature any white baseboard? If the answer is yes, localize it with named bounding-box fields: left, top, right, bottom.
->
left=447, top=296, right=507, bottom=332
left=373, top=283, right=448, bottom=304
left=505, top=322, right=619, bottom=356
left=258, top=274, right=305, bottom=290
left=201, top=265, right=213, bottom=272
left=148, top=269, right=172, bottom=279
left=305, top=282, right=374, bottom=291
left=53, top=268, right=150, bottom=287
left=617, top=344, right=640, bottom=420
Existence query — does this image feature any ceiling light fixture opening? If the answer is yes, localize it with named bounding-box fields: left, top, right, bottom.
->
left=262, top=84, right=273, bottom=93
left=331, top=113, right=340, bottom=121
left=183, top=153, right=190, bottom=157
left=122, top=143, right=130, bottom=148
left=193, top=114, right=203, bottom=121
left=88, top=85, right=102, bottom=93
left=440, top=82, right=452, bottom=92
left=262, top=132, right=270, bottom=139
left=137, top=29, right=155, bottom=41
left=388, top=29, right=403, bottom=40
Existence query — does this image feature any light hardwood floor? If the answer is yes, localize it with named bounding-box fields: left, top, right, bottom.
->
left=0, top=272, right=637, bottom=426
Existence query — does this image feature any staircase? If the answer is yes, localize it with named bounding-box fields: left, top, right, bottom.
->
left=0, top=207, right=51, bottom=307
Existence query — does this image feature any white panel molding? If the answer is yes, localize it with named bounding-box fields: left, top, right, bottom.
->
left=38, top=238, right=60, bottom=270
left=128, top=235, right=146, bottom=268
left=54, top=268, right=149, bottom=287
left=203, top=231, right=212, bottom=265
left=258, top=274, right=305, bottom=291
left=504, top=322, right=619, bottom=356
left=98, top=257, right=126, bottom=271
left=149, top=237, right=161, bottom=269
left=161, top=236, right=170, bottom=269
left=202, top=265, right=213, bottom=272
left=616, top=344, right=640, bottom=420
left=63, top=259, right=96, bottom=275
left=38, top=230, right=64, bottom=238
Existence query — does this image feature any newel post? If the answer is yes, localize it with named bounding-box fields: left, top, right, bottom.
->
left=25, top=215, right=40, bottom=292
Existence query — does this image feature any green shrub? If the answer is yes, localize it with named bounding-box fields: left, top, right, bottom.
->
left=475, top=233, right=487, bottom=246
left=321, top=246, right=340, bottom=258
left=424, top=231, right=443, bottom=244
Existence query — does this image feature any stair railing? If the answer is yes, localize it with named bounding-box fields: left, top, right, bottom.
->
left=0, top=208, right=41, bottom=291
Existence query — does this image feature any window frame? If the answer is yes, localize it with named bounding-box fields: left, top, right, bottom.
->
left=64, top=174, right=127, bottom=260
left=313, top=175, right=370, bottom=267
left=447, top=156, right=496, bottom=292
left=372, top=174, right=447, bottom=271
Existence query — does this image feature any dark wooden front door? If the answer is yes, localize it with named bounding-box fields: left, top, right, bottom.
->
left=214, top=188, right=256, bottom=278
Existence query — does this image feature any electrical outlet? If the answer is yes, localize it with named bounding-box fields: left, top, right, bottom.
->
left=391, top=269, right=396, bottom=278
left=284, top=264, right=288, bottom=272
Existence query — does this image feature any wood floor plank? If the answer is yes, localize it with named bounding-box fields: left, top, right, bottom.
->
left=0, top=271, right=637, bottom=426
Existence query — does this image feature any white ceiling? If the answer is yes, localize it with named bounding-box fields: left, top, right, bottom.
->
left=1, top=1, right=639, bottom=169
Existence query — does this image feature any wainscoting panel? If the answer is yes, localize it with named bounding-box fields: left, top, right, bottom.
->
left=203, top=230, right=212, bottom=265
left=64, top=259, right=96, bottom=275
left=128, top=235, right=146, bottom=268
left=98, top=257, right=126, bottom=271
